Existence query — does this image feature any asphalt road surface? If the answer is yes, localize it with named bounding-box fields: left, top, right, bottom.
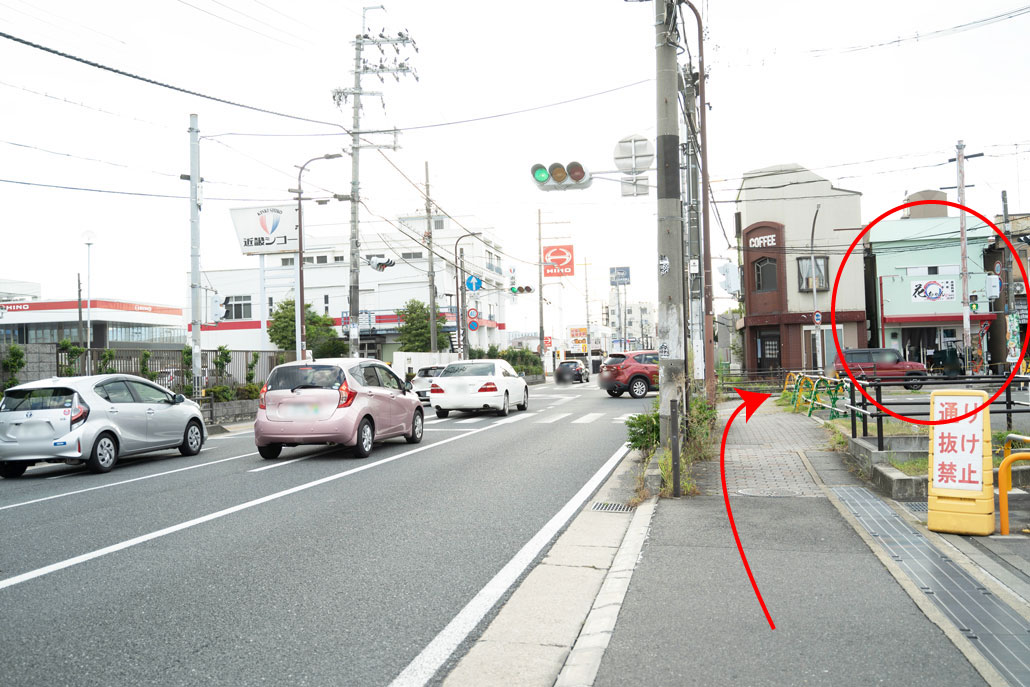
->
left=0, top=380, right=643, bottom=687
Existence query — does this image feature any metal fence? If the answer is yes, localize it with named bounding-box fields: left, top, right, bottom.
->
left=0, top=345, right=280, bottom=392
left=716, top=368, right=811, bottom=397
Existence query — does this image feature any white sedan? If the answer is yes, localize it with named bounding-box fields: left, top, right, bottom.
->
left=429, top=359, right=529, bottom=418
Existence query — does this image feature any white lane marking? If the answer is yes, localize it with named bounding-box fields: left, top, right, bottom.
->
left=247, top=448, right=336, bottom=473
left=613, top=413, right=634, bottom=422
left=536, top=413, right=571, bottom=424
left=496, top=413, right=529, bottom=425
left=0, top=452, right=258, bottom=512
left=388, top=444, right=631, bottom=687
left=43, top=447, right=214, bottom=480
left=423, top=418, right=449, bottom=425
left=424, top=428, right=474, bottom=432
left=573, top=413, right=605, bottom=424
left=457, top=417, right=487, bottom=424
left=0, top=420, right=519, bottom=590
left=551, top=396, right=575, bottom=405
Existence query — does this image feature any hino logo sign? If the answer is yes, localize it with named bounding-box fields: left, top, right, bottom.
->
left=543, top=245, right=575, bottom=277
left=2, top=304, right=29, bottom=311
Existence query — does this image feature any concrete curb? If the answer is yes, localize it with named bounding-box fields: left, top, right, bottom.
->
left=554, top=496, right=657, bottom=687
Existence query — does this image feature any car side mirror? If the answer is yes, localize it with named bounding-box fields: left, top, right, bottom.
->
left=404, top=381, right=412, bottom=392
left=518, top=372, right=525, bottom=377
left=173, top=394, right=186, bottom=404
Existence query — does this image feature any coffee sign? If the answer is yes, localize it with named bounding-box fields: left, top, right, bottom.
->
left=748, top=235, right=776, bottom=248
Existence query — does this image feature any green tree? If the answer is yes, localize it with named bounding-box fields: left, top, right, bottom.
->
left=2, top=344, right=26, bottom=389
left=267, top=300, right=337, bottom=353
left=57, top=338, right=85, bottom=376
left=396, top=299, right=447, bottom=352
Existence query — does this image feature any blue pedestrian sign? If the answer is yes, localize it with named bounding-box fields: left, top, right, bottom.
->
left=465, top=275, right=483, bottom=291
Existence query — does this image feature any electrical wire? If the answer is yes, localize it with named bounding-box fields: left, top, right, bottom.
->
left=0, top=177, right=292, bottom=202
left=0, top=30, right=349, bottom=131
left=173, top=0, right=302, bottom=49
left=0, top=78, right=173, bottom=129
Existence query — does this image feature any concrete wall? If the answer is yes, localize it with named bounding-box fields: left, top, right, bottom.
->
left=0, top=343, right=58, bottom=386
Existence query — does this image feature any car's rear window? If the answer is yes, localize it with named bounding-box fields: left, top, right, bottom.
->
left=603, top=355, right=626, bottom=365
left=558, top=361, right=578, bottom=368
left=440, top=362, right=495, bottom=377
left=265, top=365, right=344, bottom=391
left=417, top=367, right=443, bottom=378
left=0, top=387, right=76, bottom=412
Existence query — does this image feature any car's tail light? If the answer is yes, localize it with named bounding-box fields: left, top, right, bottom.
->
left=478, top=382, right=498, bottom=393
left=70, top=399, right=89, bottom=430
left=338, top=380, right=358, bottom=408
left=259, top=384, right=267, bottom=409
left=430, top=383, right=444, bottom=394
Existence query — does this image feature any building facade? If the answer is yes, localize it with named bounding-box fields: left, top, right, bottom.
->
left=866, top=195, right=999, bottom=368
left=190, top=215, right=511, bottom=363
left=736, top=164, right=866, bottom=372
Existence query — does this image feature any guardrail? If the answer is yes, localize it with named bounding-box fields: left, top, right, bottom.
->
left=999, top=434, right=1030, bottom=535
left=838, top=374, right=1030, bottom=451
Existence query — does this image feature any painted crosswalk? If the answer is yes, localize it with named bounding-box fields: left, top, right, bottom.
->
left=572, top=412, right=604, bottom=424
left=535, top=413, right=572, bottom=424
left=426, top=411, right=614, bottom=426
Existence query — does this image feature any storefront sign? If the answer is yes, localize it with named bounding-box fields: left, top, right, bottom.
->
left=748, top=235, right=776, bottom=248
left=230, top=205, right=299, bottom=256
left=911, top=279, right=956, bottom=303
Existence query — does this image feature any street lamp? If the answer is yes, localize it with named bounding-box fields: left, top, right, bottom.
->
left=82, top=230, right=96, bottom=374
left=453, top=232, right=482, bottom=359
left=289, top=153, right=343, bottom=361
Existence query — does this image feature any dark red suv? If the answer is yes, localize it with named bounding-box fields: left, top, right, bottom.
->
left=600, top=350, right=659, bottom=398
left=833, top=348, right=928, bottom=390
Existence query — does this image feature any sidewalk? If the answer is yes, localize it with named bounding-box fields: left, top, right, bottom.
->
left=587, top=403, right=1028, bottom=687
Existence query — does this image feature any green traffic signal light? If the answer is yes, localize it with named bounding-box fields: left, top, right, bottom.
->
left=532, top=164, right=549, bottom=183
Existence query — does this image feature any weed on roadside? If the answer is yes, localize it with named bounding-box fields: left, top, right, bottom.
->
left=627, top=450, right=653, bottom=508
left=657, top=447, right=700, bottom=497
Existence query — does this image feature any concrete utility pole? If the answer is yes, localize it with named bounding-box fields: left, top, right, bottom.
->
left=655, top=0, right=685, bottom=447
left=538, top=209, right=545, bottom=362
left=1004, top=190, right=1013, bottom=316
left=332, top=5, right=417, bottom=356
left=682, top=0, right=716, bottom=405
left=425, top=162, right=437, bottom=352
left=957, top=140, right=971, bottom=370
left=188, top=113, right=201, bottom=388
left=583, top=259, right=592, bottom=373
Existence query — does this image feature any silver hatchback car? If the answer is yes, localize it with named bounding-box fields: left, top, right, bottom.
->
left=0, top=374, right=207, bottom=478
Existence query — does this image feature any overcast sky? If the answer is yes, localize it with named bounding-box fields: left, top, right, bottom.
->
left=2, top=1, right=1028, bottom=331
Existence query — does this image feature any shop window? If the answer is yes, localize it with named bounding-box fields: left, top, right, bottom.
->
left=282, top=257, right=294, bottom=266
left=754, top=257, right=777, bottom=292
left=797, top=256, right=828, bottom=291
left=316, top=255, right=328, bottom=264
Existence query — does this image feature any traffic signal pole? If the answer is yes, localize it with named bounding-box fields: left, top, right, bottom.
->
left=655, top=0, right=686, bottom=448
left=425, top=161, right=437, bottom=352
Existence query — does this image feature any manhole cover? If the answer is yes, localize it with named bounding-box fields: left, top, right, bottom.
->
left=591, top=501, right=633, bottom=513
left=737, top=488, right=802, bottom=497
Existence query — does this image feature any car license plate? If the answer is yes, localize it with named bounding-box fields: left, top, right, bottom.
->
left=282, top=403, right=321, bottom=419
left=17, top=423, right=52, bottom=439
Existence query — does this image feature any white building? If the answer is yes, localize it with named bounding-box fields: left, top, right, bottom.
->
left=189, top=214, right=512, bottom=362
left=606, top=292, right=656, bottom=351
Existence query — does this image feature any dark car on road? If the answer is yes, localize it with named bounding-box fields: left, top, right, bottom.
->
left=833, top=348, right=928, bottom=390
left=555, top=359, right=590, bottom=384
left=599, top=350, right=659, bottom=398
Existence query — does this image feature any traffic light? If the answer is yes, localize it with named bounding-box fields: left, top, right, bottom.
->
left=369, top=256, right=395, bottom=271
left=717, top=262, right=740, bottom=296
left=510, top=285, right=534, bottom=295
left=531, top=161, right=592, bottom=191
left=210, top=294, right=225, bottom=323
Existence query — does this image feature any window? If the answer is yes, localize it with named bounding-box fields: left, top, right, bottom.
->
left=303, top=256, right=314, bottom=264
left=754, top=257, right=777, bottom=292
left=282, top=257, right=294, bottom=266
left=375, top=365, right=401, bottom=390
left=796, top=256, right=828, bottom=291
left=334, top=256, right=346, bottom=262
left=316, top=255, right=327, bottom=264
left=101, top=381, right=135, bottom=404
left=400, top=251, right=423, bottom=259
left=434, top=219, right=444, bottom=230
left=268, top=297, right=273, bottom=311
left=224, top=295, right=252, bottom=320
left=324, top=294, right=330, bottom=316
left=928, top=266, right=938, bottom=275
left=129, top=381, right=171, bottom=404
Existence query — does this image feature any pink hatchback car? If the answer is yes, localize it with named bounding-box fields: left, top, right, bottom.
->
left=254, top=358, right=423, bottom=459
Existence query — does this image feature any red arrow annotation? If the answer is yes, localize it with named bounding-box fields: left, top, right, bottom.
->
left=721, top=388, right=775, bottom=630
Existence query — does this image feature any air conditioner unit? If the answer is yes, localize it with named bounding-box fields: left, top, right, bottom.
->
left=1015, top=282, right=1027, bottom=296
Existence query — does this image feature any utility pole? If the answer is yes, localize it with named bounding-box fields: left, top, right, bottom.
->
left=188, top=113, right=201, bottom=389
left=957, top=140, right=971, bottom=371
left=332, top=6, right=417, bottom=356
left=538, top=209, right=545, bottom=363
left=582, top=259, right=592, bottom=374
left=655, top=0, right=685, bottom=447
left=1004, top=190, right=1013, bottom=315
left=426, top=161, right=437, bottom=352
left=809, top=204, right=822, bottom=373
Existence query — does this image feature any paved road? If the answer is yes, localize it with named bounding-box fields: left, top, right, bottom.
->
left=0, top=381, right=642, bottom=686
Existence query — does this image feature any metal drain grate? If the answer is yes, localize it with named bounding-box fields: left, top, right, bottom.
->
left=591, top=502, right=633, bottom=513
left=902, top=501, right=929, bottom=513
left=834, top=486, right=1030, bottom=687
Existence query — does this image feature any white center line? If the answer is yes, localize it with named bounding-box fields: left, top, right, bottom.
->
left=536, top=413, right=571, bottom=424
left=388, top=444, right=630, bottom=687
left=1, top=452, right=258, bottom=512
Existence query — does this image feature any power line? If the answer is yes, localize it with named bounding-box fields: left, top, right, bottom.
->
left=173, top=0, right=302, bottom=48
left=0, top=30, right=348, bottom=130
left=0, top=78, right=172, bottom=129
left=0, top=176, right=292, bottom=202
